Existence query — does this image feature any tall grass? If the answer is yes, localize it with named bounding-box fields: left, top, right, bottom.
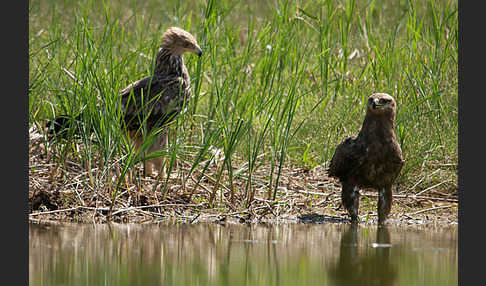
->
left=29, top=0, right=458, bottom=209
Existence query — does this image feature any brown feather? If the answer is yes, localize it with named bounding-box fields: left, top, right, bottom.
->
left=119, top=27, right=201, bottom=176
left=47, top=27, right=202, bottom=178
left=120, top=28, right=198, bottom=133
left=327, top=93, right=404, bottom=224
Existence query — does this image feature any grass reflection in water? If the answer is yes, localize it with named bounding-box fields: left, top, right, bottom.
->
left=29, top=222, right=457, bottom=286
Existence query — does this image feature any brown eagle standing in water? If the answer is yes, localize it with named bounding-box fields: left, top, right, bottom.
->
left=48, top=27, right=202, bottom=177
left=327, top=93, right=404, bottom=225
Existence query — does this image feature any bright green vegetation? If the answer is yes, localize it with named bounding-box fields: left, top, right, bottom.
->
left=29, top=0, right=457, bottom=204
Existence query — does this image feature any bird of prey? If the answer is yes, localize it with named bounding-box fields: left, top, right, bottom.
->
left=120, top=27, right=202, bottom=177
left=328, top=93, right=404, bottom=225
left=48, top=27, right=202, bottom=177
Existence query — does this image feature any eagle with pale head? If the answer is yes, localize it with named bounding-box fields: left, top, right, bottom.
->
left=48, top=27, right=202, bottom=177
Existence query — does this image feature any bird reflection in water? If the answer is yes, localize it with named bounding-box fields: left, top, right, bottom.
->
left=328, top=225, right=397, bottom=286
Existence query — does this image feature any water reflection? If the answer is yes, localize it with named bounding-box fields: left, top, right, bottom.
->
left=328, top=225, right=397, bottom=286
left=29, top=222, right=457, bottom=286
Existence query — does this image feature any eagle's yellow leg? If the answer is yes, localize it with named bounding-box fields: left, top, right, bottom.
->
left=144, top=129, right=168, bottom=178
left=127, top=129, right=168, bottom=179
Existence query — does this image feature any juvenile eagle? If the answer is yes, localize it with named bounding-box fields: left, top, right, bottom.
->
left=48, top=27, right=202, bottom=177
left=120, top=27, right=202, bottom=176
left=327, top=93, right=404, bottom=225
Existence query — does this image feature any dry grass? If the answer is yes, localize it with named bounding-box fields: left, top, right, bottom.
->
left=29, top=125, right=457, bottom=225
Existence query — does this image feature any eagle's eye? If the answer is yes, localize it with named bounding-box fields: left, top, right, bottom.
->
left=379, top=98, right=388, bottom=104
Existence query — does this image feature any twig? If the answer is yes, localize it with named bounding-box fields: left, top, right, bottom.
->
left=29, top=207, right=77, bottom=216
left=190, top=213, right=201, bottom=224
left=294, top=189, right=329, bottom=196
left=416, top=181, right=451, bottom=196
left=61, top=67, right=82, bottom=86
left=408, top=205, right=455, bottom=216
left=110, top=203, right=204, bottom=216
left=29, top=206, right=109, bottom=216
left=362, top=193, right=457, bottom=203
left=406, top=177, right=425, bottom=193
left=132, top=208, right=167, bottom=218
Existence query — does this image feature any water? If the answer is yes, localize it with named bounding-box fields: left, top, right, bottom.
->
left=29, top=222, right=457, bottom=286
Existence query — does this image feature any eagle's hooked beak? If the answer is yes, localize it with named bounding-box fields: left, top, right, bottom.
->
left=372, top=98, right=384, bottom=109
left=194, top=45, right=202, bottom=57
